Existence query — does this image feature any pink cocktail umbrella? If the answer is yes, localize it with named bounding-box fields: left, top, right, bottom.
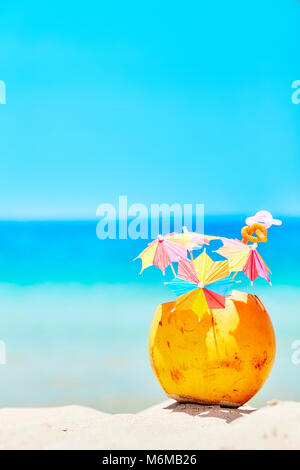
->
left=134, top=234, right=192, bottom=276
left=215, top=238, right=271, bottom=285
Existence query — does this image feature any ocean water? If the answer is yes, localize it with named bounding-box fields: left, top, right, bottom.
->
left=0, top=217, right=299, bottom=413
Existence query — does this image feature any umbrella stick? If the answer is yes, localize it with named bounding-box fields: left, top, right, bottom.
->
left=189, top=250, right=194, bottom=261
left=232, top=271, right=238, bottom=279
left=170, top=263, right=176, bottom=277
left=210, top=310, right=220, bottom=360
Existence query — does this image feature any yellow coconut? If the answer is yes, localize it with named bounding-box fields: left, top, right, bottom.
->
left=149, top=290, right=276, bottom=407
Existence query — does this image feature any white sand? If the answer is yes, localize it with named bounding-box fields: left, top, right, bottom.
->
left=0, top=400, right=299, bottom=450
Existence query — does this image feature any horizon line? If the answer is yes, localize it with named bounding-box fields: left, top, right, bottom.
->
left=0, top=214, right=296, bottom=222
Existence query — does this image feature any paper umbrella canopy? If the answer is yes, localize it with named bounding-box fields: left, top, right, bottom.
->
left=180, top=227, right=216, bottom=246
left=134, top=232, right=202, bottom=274
left=215, top=238, right=271, bottom=284
left=166, top=251, right=236, bottom=317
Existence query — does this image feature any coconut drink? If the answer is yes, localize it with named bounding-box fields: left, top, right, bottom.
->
left=135, top=211, right=281, bottom=407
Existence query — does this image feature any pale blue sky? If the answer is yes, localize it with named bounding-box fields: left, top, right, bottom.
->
left=0, top=1, right=299, bottom=218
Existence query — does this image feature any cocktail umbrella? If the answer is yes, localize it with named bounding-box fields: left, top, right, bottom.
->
left=165, top=251, right=235, bottom=318
left=162, top=231, right=202, bottom=251
left=181, top=226, right=213, bottom=245
left=215, top=238, right=271, bottom=285
left=168, top=227, right=212, bottom=260
left=134, top=233, right=196, bottom=276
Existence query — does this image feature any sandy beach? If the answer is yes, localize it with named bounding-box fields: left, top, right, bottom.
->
left=0, top=400, right=299, bottom=450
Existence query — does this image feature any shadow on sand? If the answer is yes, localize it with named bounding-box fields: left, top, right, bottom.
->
left=164, top=401, right=255, bottom=424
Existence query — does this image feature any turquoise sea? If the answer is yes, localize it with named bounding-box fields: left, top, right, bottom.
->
left=0, top=217, right=299, bottom=413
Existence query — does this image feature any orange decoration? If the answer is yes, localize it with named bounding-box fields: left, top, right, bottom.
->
left=241, top=222, right=268, bottom=244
